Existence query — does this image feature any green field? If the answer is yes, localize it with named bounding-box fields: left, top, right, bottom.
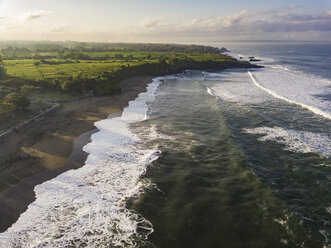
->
left=0, top=42, right=252, bottom=119
left=4, top=60, right=128, bottom=80
left=3, top=52, right=234, bottom=81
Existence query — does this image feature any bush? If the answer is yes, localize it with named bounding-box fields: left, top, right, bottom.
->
left=21, top=84, right=35, bottom=94
left=3, top=93, right=30, bottom=109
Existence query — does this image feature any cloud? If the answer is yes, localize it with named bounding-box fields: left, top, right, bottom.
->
left=0, top=10, right=53, bottom=33
left=24, top=10, right=52, bottom=21
left=140, top=17, right=166, bottom=28
left=0, top=5, right=330, bottom=42
left=132, top=6, right=331, bottom=40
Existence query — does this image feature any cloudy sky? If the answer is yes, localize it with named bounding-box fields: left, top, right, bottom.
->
left=0, top=0, right=331, bottom=42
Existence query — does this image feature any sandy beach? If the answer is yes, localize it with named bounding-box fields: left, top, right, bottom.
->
left=0, top=76, right=154, bottom=232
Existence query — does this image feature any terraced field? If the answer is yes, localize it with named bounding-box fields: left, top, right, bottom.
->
left=2, top=51, right=234, bottom=81
left=3, top=60, right=142, bottom=80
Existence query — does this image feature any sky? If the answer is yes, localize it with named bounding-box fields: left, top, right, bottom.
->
left=0, top=0, right=331, bottom=42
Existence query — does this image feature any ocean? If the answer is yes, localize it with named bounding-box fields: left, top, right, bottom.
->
left=0, top=42, right=330, bottom=247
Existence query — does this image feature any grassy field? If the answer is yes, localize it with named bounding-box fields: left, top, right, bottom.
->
left=4, top=60, right=122, bottom=80
left=2, top=52, right=234, bottom=81
left=0, top=42, right=249, bottom=122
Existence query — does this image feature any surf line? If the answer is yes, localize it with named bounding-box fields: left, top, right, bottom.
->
left=248, top=71, right=331, bottom=120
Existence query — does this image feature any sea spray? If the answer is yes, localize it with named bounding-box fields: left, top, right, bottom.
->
left=0, top=76, right=169, bottom=248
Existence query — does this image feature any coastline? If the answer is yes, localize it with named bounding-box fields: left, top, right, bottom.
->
left=0, top=75, right=154, bottom=232
left=0, top=62, right=260, bottom=233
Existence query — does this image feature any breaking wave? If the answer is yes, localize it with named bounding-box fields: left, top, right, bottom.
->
left=248, top=70, right=331, bottom=120
left=0, top=77, right=167, bottom=248
left=244, top=126, right=331, bottom=158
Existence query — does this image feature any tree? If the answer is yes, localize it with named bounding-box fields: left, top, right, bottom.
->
left=3, top=93, right=30, bottom=110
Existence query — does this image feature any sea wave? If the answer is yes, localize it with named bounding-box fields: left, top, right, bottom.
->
left=248, top=70, right=331, bottom=120
left=0, top=77, right=166, bottom=248
left=243, top=126, right=331, bottom=158
left=205, top=70, right=270, bottom=104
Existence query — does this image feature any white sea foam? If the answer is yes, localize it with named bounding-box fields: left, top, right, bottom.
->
left=248, top=70, right=331, bottom=120
left=0, top=77, right=167, bottom=247
left=206, top=70, right=271, bottom=104
left=244, top=126, right=331, bottom=157
left=206, top=59, right=331, bottom=120
left=267, top=65, right=291, bottom=71
left=206, top=86, right=217, bottom=98
left=203, top=68, right=331, bottom=157
left=268, top=64, right=331, bottom=82
left=202, top=71, right=223, bottom=81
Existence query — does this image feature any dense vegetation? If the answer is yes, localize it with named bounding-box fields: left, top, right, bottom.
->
left=0, top=42, right=257, bottom=117
left=0, top=41, right=223, bottom=56
left=2, top=93, right=29, bottom=110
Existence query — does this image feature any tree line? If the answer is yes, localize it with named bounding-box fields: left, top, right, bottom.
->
left=0, top=42, right=225, bottom=60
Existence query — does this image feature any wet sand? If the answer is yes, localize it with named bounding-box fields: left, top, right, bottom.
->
left=0, top=76, right=154, bottom=232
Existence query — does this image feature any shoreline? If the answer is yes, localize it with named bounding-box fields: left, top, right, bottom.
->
left=0, top=75, right=154, bottom=232
left=0, top=64, right=260, bottom=233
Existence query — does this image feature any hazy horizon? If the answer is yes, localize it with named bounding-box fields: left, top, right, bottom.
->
left=1, top=39, right=331, bottom=44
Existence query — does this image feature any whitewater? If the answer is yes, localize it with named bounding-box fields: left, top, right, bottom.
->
left=0, top=77, right=168, bottom=247
left=248, top=70, right=331, bottom=120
